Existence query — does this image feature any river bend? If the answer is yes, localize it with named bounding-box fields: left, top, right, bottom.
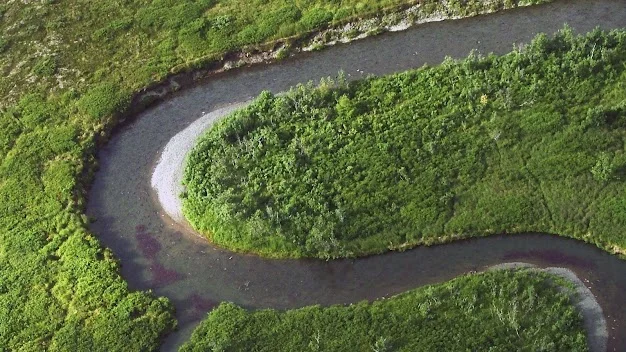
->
left=86, top=0, right=626, bottom=350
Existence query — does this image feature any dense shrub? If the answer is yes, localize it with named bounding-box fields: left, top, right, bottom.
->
left=298, top=8, right=334, bottom=31
left=78, top=82, right=130, bottom=120
left=183, top=28, right=626, bottom=259
left=237, top=25, right=266, bottom=45
left=0, top=37, right=8, bottom=53
left=92, top=18, right=133, bottom=41
left=135, top=0, right=213, bottom=31
left=32, top=56, right=58, bottom=77
left=181, top=270, right=587, bottom=351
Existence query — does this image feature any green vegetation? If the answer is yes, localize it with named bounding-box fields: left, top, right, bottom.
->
left=181, top=269, right=587, bottom=351
left=0, top=0, right=604, bottom=349
left=1, top=0, right=546, bottom=106
left=0, top=92, right=177, bottom=349
left=3, top=0, right=544, bottom=349
left=184, top=28, right=626, bottom=259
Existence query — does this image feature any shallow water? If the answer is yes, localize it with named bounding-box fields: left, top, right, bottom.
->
left=86, top=0, right=626, bottom=350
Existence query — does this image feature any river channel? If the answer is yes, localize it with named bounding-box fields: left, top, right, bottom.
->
left=86, top=0, right=626, bottom=350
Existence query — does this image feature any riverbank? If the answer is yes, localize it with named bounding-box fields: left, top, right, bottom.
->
left=181, top=266, right=595, bottom=351
left=151, top=102, right=250, bottom=224
left=489, top=263, right=607, bottom=352
left=123, top=0, right=552, bottom=144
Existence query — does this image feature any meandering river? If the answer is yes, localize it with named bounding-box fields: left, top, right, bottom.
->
left=86, top=0, right=626, bottom=350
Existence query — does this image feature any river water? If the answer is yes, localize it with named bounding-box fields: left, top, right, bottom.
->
left=86, top=0, right=626, bottom=350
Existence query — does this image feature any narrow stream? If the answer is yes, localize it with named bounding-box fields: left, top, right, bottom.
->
left=86, top=0, right=626, bottom=350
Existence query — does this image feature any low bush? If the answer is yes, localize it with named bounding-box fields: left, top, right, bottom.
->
left=298, top=7, right=334, bottom=31
left=32, top=56, right=58, bottom=77
left=78, top=82, right=130, bottom=120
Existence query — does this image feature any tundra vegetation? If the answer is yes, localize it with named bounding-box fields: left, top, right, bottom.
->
left=181, top=269, right=588, bottom=351
left=183, top=28, right=626, bottom=259
left=0, top=0, right=549, bottom=105
left=183, top=28, right=626, bottom=260
left=0, top=0, right=607, bottom=349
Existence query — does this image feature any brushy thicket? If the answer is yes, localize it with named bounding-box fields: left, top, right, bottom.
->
left=181, top=269, right=587, bottom=351
left=0, top=98, right=177, bottom=349
left=184, top=28, right=626, bottom=259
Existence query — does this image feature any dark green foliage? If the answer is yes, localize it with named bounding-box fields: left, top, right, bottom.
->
left=0, top=117, right=21, bottom=160
left=591, top=152, right=614, bottom=182
left=33, top=56, right=58, bottom=77
left=184, top=28, right=626, bottom=259
left=16, top=93, right=62, bottom=129
left=181, top=270, right=587, bottom=351
left=135, top=0, right=214, bottom=31
left=0, top=37, right=8, bottom=53
left=92, top=18, right=133, bottom=41
left=78, top=82, right=130, bottom=120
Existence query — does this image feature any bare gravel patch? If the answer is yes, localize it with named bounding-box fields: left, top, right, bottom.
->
left=151, top=102, right=250, bottom=222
